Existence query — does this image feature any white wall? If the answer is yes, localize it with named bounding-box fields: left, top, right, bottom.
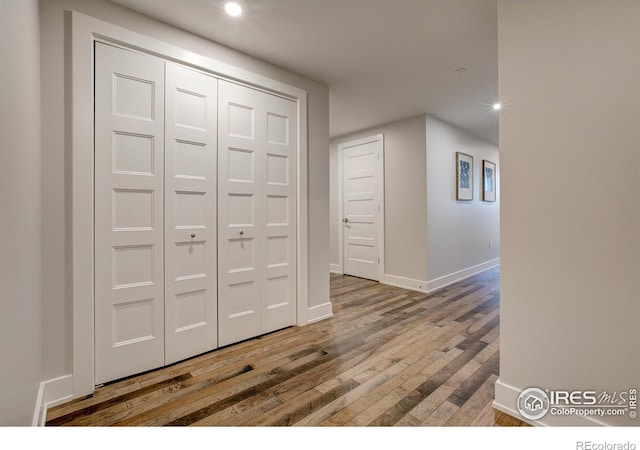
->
left=330, top=115, right=428, bottom=283
left=39, top=0, right=329, bottom=383
left=496, top=0, right=640, bottom=426
left=426, top=116, right=500, bottom=290
left=0, top=0, right=42, bottom=425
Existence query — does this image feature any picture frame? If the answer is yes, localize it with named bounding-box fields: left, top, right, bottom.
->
left=456, top=152, right=474, bottom=201
left=482, top=159, right=497, bottom=202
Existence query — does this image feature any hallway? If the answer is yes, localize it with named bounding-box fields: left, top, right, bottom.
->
left=46, top=268, right=505, bottom=426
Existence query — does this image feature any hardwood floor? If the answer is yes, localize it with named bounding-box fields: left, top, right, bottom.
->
left=46, top=267, right=525, bottom=427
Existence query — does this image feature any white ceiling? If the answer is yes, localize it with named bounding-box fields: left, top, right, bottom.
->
left=110, top=0, right=499, bottom=143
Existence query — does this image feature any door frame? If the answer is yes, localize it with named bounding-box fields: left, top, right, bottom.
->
left=337, top=134, right=385, bottom=281
left=70, top=12, right=309, bottom=398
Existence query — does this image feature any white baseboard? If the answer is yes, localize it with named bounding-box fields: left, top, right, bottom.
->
left=33, top=374, right=74, bottom=426
left=426, top=258, right=500, bottom=293
left=493, top=378, right=608, bottom=427
left=306, top=302, right=334, bottom=324
left=32, top=381, right=46, bottom=426
left=329, top=263, right=342, bottom=274
left=382, top=260, right=500, bottom=296
left=381, top=274, right=428, bottom=294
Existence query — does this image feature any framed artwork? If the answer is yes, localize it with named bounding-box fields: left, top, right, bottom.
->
left=456, top=152, right=473, bottom=200
left=482, top=160, right=497, bottom=202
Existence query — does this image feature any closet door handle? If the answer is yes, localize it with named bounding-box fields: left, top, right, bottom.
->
left=190, top=233, right=196, bottom=238
left=239, top=230, right=244, bottom=236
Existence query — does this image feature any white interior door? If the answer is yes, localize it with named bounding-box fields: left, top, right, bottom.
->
left=164, top=62, right=218, bottom=365
left=218, top=80, right=297, bottom=347
left=94, top=43, right=165, bottom=384
left=341, top=135, right=383, bottom=281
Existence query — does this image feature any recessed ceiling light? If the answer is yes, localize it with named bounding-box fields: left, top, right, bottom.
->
left=225, top=2, right=242, bottom=17
left=492, top=103, right=502, bottom=111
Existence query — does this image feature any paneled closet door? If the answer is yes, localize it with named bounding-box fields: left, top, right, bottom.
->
left=218, top=80, right=297, bottom=347
left=94, top=43, right=165, bottom=384
left=164, top=63, right=218, bottom=364
left=261, top=90, right=297, bottom=334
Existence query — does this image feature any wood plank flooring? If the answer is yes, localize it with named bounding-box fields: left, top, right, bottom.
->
left=46, top=267, right=525, bottom=426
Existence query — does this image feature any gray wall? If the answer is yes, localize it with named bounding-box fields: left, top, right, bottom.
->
left=496, top=0, right=640, bottom=425
left=39, top=0, right=329, bottom=382
left=426, top=116, right=500, bottom=282
left=330, top=115, right=428, bottom=282
left=0, top=0, right=42, bottom=425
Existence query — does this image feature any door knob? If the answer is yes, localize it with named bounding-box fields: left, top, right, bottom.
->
left=343, top=218, right=349, bottom=223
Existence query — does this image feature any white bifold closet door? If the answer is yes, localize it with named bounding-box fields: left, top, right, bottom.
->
left=164, top=62, right=218, bottom=365
left=95, top=43, right=218, bottom=384
left=94, top=43, right=166, bottom=384
left=218, top=80, right=297, bottom=347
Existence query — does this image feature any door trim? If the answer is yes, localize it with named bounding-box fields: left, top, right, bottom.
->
left=337, top=134, right=385, bottom=281
left=71, top=11, right=309, bottom=398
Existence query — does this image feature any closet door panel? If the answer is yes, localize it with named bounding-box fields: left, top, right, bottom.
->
left=165, top=63, right=218, bottom=364
left=218, top=81, right=262, bottom=346
left=262, top=96, right=297, bottom=333
left=94, top=43, right=165, bottom=384
left=218, top=80, right=297, bottom=346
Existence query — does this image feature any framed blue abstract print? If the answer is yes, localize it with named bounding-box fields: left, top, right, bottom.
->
left=482, top=159, right=497, bottom=202
left=456, top=151, right=473, bottom=200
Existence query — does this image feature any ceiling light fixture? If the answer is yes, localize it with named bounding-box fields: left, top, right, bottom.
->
left=224, top=2, right=242, bottom=17
left=492, top=103, right=502, bottom=111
